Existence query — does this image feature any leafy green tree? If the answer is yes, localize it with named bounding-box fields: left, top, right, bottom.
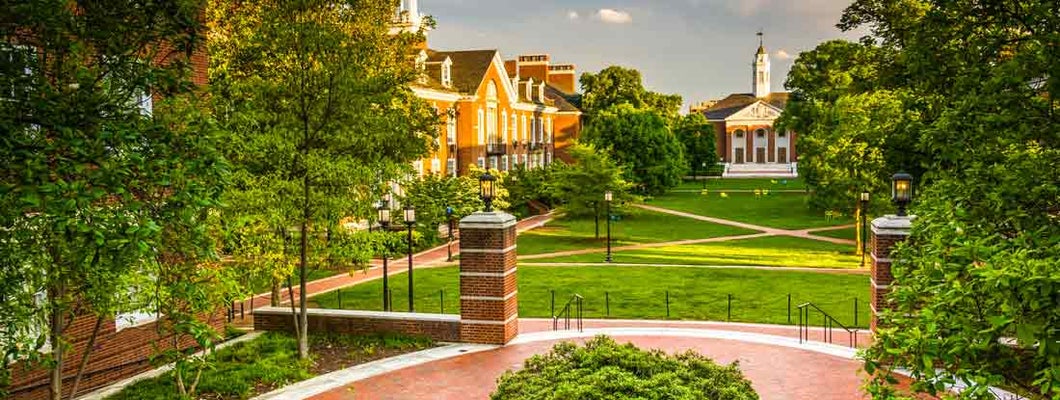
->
left=673, top=113, right=718, bottom=178
left=547, top=143, right=635, bottom=218
left=581, top=104, right=687, bottom=196
left=579, top=66, right=682, bottom=119
left=784, top=39, right=884, bottom=104
left=492, top=336, right=758, bottom=400
left=833, top=1, right=1060, bottom=398
left=0, top=2, right=226, bottom=399
left=401, top=173, right=482, bottom=245
left=208, top=0, right=437, bottom=360
left=505, top=163, right=561, bottom=218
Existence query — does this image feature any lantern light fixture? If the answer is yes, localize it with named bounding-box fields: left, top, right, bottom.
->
left=479, top=172, right=497, bottom=212
left=891, top=172, right=914, bottom=217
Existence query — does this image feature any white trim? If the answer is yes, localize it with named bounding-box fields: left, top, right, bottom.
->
left=460, top=245, right=517, bottom=254
left=253, top=307, right=460, bottom=323
left=460, top=314, right=518, bottom=325
left=870, top=278, right=891, bottom=290
left=459, top=268, right=518, bottom=278
left=871, top=228, right=912, bottom=236
left=871, top=253, right=893, bottom=263
left=460, top=291, right=518, bottom=301
left=411, top=87, right=462, bottom=102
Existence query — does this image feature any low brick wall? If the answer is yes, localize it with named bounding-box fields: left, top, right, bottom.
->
left=253, top=307, right=461, bottom=342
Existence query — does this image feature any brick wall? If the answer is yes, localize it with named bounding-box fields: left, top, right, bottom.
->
left=458, top=212, right=519, bottom=345
left=869, top=215, right=913, bottom=332
left=252, top=308, right=461, bottom=342
left=6, top=312, right=225, bottom=400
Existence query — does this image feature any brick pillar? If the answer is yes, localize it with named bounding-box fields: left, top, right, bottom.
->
left=870, top=215, right=913, bottom=333
left=459, top=212, right=519, bottom=344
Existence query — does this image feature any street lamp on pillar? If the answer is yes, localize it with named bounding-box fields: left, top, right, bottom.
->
left=891, top=172, right=913, bottom=217
left=605, top=190, right=613, bottom=263
left=377, top=202, right=391, bottom=311
left=446, top=206, right=454, bottom=262
left=404, top=205, right=416, bottom=312
left=479, top=172, right=496, bottom=212
left=859, top=192, right=870, bottom=268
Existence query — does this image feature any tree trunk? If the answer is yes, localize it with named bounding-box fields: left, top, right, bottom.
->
left=298, top=172, right=310, bottom=359
left=66, top=316, right=103, bottom=400
left=48, top=283, right=66, bottom=400
left=270, top=279, right=281, bottom=307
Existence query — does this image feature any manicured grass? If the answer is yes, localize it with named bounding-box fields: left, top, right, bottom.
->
left=517, top=208, right=757, bottom=256
left=678, top=177, right=806, bottom=191
left=532, top=236, right=860, bottom=269
left=648, top=191, right=852, bottom=229
left=109, top=332, right=433, bottom=400
left=812, top=227, right=858, bottom=241
left=310, top=265, right=871, bottom=328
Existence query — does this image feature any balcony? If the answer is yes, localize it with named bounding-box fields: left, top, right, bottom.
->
left=528, top=141, right=545, bottom=152
left=486, top=142, right=507, bottom=156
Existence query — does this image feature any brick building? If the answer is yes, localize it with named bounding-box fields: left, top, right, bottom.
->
left=397, top=0, right=583, bottom=177
left=697, top=35, right=797, bottom=178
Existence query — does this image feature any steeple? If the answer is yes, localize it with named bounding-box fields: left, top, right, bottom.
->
left=752, top=31, right=771, bottom=98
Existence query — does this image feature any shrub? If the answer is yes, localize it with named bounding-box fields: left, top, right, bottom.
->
left=491, top=336, right=759, bottom=400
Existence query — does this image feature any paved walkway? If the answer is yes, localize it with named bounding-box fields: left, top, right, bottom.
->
left=636, top=204, right=856, bottom=245
left=305, top=319, right=886, bottom=400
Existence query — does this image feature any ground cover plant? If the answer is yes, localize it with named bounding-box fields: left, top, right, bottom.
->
left=309, top=265, right=870, bottom=328
left=108, top=332, right=433, bottom=400
left=491, top=336, right=758, bottom=400
left=517, top=208, right=756, bottom=255
left=649, top=191, right=852, bottom=229
left=531, top=235, right=859, bottom=269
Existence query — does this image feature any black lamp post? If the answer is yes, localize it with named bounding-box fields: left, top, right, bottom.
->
left=377, top=202, right=391, bottom=312
left=593, top=201, right=600, bottom=239
left=891, top=172, right=914, bottom=217
left=701, top=161, right=708, bottom=188
left=479, top=172, right=496, bottom=212
left=605, top=190, right=613, bottom=263
left=404, top=205, right=416, bottom=312
left=445, top=206, right=454, bottom=262
left=859, top=192, right=869, bottom=267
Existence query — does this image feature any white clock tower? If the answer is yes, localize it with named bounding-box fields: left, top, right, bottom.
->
left=752, top=32, right=771, bottom=98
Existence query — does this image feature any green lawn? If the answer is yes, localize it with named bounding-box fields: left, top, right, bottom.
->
left=517, top=208, right=757, bottom=255
left=247, top=267, right=344, bottom=297
left=309, top=265, right=871, bottom=328
left=648, top=191, right=852, bottom=230
left=678, top=177, right=806, bottom=191
left=812, top=227, right=858, bottom=241
left=531, top=236, right=860, bottom=269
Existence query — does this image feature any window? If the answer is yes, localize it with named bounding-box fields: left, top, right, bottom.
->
left=2, top=44, right=36, bottom=101
left=487, top=105, right=498, bottom=145
left=136, top=90, right=153, bottom=116
left=778, top=131, right=787, bottom=138
left=477, top=108, right=485, bottom=144
left=502, top=110, right=508, bottom=143
left=431, top=158, right=441, bottom=174
left=522, top=115, right=528, bottom=142
left=510, top=113, right=518, bottom=143
left=477, top=157, right=485, bottom=169
left=501, top=155, right=509, bottom=171
left=413, top=160, right=424, bottom=177
left=489, top=157, right=498, bottom=171
left=735, top=130, right=745, bottom=138
left=447, top=158, right=457, bottom=177
left=441, top=61, right=452, bottom=87
left=115, top=310, right=158, bottom=331
left=486, top=80, right=498, bottom=100
left=545, top=152, right=552, bottom=165
left=756, top=129, right=766, bottom=138
left=446, top=116, right=456, bottom=145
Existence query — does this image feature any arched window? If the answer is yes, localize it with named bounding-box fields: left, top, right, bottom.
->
left=735, top=130, right=745, bottom=138
left=756, top=129, right=766, bottom=138
left=486, top=80, right=498, bottom=100
left=778, top=130, right=787, bottom=138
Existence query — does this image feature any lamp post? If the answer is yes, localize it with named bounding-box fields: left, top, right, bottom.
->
left=404, top=205, right=416, bottom=312
left=479, top=172, right=496, bottom=212
left=701, top=162, right=708, bottom=188
left=859, top=192, right=870, bottom=268
left=593, top=201, right=600, bottom=239
left=377, top=202, right=391, bottom=311
left=446, top=206, right=454, bottom=262
left=605, top=190, right=613, bottom=263
left=891, top=172, right=914, bottom=217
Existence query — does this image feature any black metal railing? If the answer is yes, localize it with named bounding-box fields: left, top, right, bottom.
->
left=486, top=142, right=507, bottom=155
left=552, top=294, right=583, bottom=332
left=797, top=302, right=859, bottom=348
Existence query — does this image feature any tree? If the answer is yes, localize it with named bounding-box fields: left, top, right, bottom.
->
left=579, top=66, right=682, bottom=119
left=0, top=2, right=225, bottom=399
left=833, top=1, right=1060, bottom=398
left=401, top=173, right=482, bottom=245
left=492, top=336, right=759, bottom=400
left=207, top=0, right=437, bottom=360
left=784, top=39, right=884, bottom=104
left=673, top=113, right=719, bottom=178
left=581, top=104, right=687, bottom=196
left=547, top=143, right=635, bottom=218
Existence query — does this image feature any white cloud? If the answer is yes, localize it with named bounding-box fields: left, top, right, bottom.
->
left=775, top=49, right=792, bottom=60
left=596, top=9, right=632, bottom=24
left=568, top=11, right=579, bottom=20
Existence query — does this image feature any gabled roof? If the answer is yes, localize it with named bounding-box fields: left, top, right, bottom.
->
left=702, top=92, right=789, bottom=120
left=428, top=49, right=498, bottom=95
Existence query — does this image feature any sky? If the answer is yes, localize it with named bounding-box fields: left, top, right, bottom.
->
left=419, top=0, right=867, bottom=112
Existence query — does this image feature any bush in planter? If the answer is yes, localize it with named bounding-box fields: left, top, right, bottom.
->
left=491, top=336, right=759, bottom=400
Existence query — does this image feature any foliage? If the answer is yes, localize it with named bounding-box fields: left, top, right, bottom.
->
left=401, top=173, right=480, bottom=244
left=830, top=0, right=1060, bottom=398
left=582, top=104, right=687, bottom=196
left=579, top=66, right=683, bottom=120
left=0, top=1, right=224, bottom=398
left=505, top=163, right=562, bottom=218
left=208, top=0, right=436, bottom=359
left=673, top=113, right=719, bottom=176
left=546, top=143, right=636, bottom=218
left=491, top=336, right=758, bottom=400
left=783, top=39, right=885, bottom=104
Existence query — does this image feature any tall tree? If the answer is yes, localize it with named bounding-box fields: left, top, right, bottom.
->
left=579, top=66, right=682, bottom=119
left=207, top=0, right=437, bottom=359
left=581, top=104, right=687, bottom=196
left=0, top=1, right=224, bottom=398
left=547, top=143, right=636, bottom=218
left=835, top=0, right=1060, bottom=398
left=673, top=113, right=718, bottom=178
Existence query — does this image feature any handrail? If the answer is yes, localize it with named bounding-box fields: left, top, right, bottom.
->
left=797, top=302, right=859, bottom=348
left=552, top=294, right=583, bottom=332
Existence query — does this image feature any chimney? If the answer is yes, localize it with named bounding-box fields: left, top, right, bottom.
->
left=547, top=64, right=577, bottom=94
left=516, top=54, right=549, bottom=84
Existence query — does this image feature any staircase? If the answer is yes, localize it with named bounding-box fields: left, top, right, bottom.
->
left=723, top=162, right=798, bottom=178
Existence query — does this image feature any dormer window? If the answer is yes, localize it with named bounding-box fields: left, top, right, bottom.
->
left=441, top=59, right=452, bottom=88
left=537, top=83, right=545, bottom=103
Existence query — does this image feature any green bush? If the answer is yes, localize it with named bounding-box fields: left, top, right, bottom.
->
left=491, top=336, right=759, bottom=400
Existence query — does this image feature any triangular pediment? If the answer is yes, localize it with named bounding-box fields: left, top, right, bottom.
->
left=726, top=101, right=782, bottom=121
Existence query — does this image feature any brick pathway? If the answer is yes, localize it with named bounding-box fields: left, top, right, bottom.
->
left=308, top=319, right=882, bottom=400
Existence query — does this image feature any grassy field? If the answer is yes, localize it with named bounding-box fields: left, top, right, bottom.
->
left=530, top=236, right=860, bottom=269
left=517, top=208, right=756, bottom=255
left=309, top=265, right=871, bottom=328
left=648, top=191, right=852, bottom=230
left=678, top=177, right=807, bottom=191
left=812, top=227, right=858, bottom=241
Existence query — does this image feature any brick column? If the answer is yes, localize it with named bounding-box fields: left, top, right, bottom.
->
left=459, top=212, right=519, bottom=344
left=870, top=215, right=913, bottom=333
